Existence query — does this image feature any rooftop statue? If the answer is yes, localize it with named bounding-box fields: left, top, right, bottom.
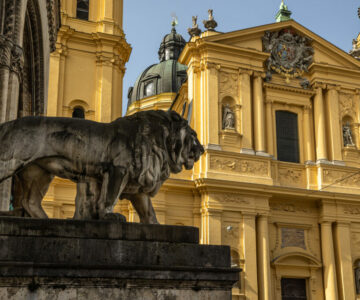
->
left=0, top=110, right=204, bottom=224
left=188, top=16, right=201, bottom=37
left=203, top=9, right=218, bottom=31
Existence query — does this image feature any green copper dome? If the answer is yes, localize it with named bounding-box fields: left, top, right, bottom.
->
left=127, top=26, right=187, bottom=107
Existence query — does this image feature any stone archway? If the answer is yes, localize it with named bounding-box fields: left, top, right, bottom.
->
left=18, top=0, right=45, bottom=117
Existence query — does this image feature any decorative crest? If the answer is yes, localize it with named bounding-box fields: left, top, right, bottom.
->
left=263, top=29, right=313, bottom=83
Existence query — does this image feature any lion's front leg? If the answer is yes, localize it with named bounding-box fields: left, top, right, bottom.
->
left=98, top=166, right=128, bottom=221
left=127, top=193, right=159, bottom=224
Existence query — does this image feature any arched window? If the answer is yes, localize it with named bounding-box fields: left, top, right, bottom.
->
left=276, top=111, right=299, bottom=163
left=76, top=0, right=89, bottom=20
left=72, top=106, right=85, bottom=119
left=144, top=81, right=155, bottom=97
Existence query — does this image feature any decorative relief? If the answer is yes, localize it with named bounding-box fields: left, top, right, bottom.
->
left=10, top=45, right=23, bottom=78
left=281, top=227, right=306, bottom=249
left=210, top=156, right=269, bottom=177
left=351, top=233, right=360, bottom=252
left=278, top=168, right=303, bottom=186
left=339, top=93, right=355, bottom=118
left=0, top=36, right=12, bottom=67
left=219, top=71, right=238, bottom=98
left=343, top=205, right=360, bottom=215
left=213, top=193, right=250, bottom=205
left=271, top=203, right=307, bottom=213
left=0, top=36, right=23, bottom=80
left=323, top=169, right=360, bottom=187
left=46, top=0, right=59, bottom=52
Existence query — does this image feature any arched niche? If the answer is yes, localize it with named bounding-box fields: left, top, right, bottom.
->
left=342, top=115, right=357, bottom=147
left=18, top=0, right=44, bottom=118
left=219, top=96, right=241, bottom=151
left=221, top=96, right=236, bottom=130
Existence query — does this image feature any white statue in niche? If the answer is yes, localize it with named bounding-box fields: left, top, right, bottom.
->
left=343, top=122, right=355, bottom=146
left=222, top=104, right=235, bottom=130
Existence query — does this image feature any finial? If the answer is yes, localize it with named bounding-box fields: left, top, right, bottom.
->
left=203, top=9, right=218, bottom=31
left=188, top=16, right=201, bottom=37
left=275, top=0, right=292, bottom=22
left=171, top=13, right=178, bottom=32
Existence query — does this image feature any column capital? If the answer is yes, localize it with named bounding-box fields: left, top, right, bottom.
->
left=203, top=62, right=221, bottom=71
left=242, top=212, right=257, bottom=219
left=312, top=82, right=326, bottom=90
left=238, top=67, right=253, bottom=76
left=326, top=84, right=341, bottom=91
left=319, top=220, right=335, bottom=225
left=265, top=99, right=274, bottom=105
left=253, top=71, right=266, bottom=79
left=303, top=104, right=312, bottom=112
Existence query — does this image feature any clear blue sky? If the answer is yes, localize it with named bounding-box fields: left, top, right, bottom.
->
left=122, top=0, right=360, bottom=114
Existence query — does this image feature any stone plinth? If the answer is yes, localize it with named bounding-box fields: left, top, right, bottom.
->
left=0, top=217, right=239, bottom=299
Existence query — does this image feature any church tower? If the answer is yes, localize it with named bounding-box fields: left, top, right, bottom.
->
left=47, top=0, right=131, bottom=121
left=43, top=0, right=131, bottom=217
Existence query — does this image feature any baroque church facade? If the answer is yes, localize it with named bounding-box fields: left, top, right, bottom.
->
left=24, top=1, right=360, bottom=299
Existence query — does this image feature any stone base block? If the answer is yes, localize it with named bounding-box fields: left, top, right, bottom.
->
left=0, top=217, right=239, bottom=299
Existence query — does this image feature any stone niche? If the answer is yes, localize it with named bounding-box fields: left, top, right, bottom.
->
left=0, top=217, right=239, bottom=300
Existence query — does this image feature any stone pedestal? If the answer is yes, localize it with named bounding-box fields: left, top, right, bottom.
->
left=0, top=217, right=239, bottom=299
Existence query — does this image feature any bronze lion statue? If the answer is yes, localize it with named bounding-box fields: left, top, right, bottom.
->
left=0, top=110, right=204, bottom=224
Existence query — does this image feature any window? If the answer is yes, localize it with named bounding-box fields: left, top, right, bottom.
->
left=276, top=111, right=299, bottom=163
left=72, top=106, right=85, bottom=119
left=144, top=81, right=155, bottom=97
left=76, top=0, right=89, bottom=20
left=281, top=278, right=307, bottom=300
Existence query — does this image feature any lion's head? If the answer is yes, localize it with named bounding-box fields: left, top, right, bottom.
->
left=128, top=110, right=204, bottom=190
left=166, top=111, right=204, bottom=173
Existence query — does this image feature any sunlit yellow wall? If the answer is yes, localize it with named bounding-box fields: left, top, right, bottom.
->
left=43, top=0, right=131, bottom=217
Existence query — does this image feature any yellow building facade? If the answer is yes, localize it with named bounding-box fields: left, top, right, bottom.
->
left=43, top=0, right=131, bottom=217
left=44, top=2, right=360, bottom=300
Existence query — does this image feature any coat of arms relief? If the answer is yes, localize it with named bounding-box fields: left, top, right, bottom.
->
left=263, top=29, right=314, bottom=85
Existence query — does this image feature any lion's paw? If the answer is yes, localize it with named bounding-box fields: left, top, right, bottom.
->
left=103, top=213, right=126, bottom=222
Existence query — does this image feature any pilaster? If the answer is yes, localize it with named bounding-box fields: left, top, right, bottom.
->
left=205, top=62, right=220, bottom=146
left=253, top=72, right=266, bottom=154
left=257, top=214, right=271, bottom=300
left=265, top=99, right=274, bottom=157
left=313, top=83, right=328, bottom=162
left=303, top=105, right=315, bottom=162
left=242, top=213, right=258, bottom=300
left=325, top=85, right=343, bottom=163
left=320, top=221, right=339, bottom=300
left=333, top=222, right=355, bottom=300
left=239, top=68, right=254, bottom=154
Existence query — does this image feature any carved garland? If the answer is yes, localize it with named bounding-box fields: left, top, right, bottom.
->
left=46, top=0, right=60, bottom=52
